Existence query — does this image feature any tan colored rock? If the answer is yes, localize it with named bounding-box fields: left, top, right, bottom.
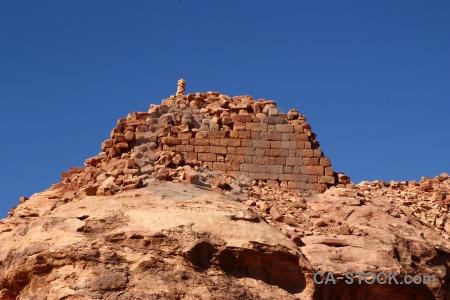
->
left=270, top=206, right=283, bottom=221
left=176, top=78, right=186, bottom=96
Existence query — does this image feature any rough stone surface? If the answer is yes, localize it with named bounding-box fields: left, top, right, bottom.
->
left=1, top=180, right=449, bottom=299
left=1, top=82, right=449, bottom=299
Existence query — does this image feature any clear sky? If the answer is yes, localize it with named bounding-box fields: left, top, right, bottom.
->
left=0, top=0, right=449, bottom=218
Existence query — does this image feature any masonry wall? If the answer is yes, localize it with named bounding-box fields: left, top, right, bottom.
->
left=58, top=91, right=347, bottom=196
left=131, top=92, right=337, bottom=193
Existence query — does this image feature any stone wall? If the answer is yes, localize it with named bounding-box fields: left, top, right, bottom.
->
left=55, top=90, right=350, bottom=196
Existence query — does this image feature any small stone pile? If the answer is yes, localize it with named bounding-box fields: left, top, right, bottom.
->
left=51, top=80, right=349, bottom=199
left=355, top=173, right=450, bottom=238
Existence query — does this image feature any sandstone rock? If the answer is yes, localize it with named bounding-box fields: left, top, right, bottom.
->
left=314, top=219, right=327, bottom=227
left=80, top=186, right=98, bottom=196
left=270, top=206, right=283, bottom=221
left=287, top=109, right=299, bottom=120
left=184, top=167, right=200, bottom=185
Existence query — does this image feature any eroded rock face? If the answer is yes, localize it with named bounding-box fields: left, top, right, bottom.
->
left=1, top=84, right=449, bottom=299
left=0, top=182, right=314, bottom=299
left=1, top=181, right=449, bottom=299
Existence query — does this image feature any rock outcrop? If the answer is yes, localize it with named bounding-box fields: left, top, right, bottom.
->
left=1, top=81, right=449, bottom=299
left=1, top=180, right=449, bottom=299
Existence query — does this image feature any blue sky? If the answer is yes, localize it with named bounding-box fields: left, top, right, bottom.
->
left=0, top=0, right=449, bottom=218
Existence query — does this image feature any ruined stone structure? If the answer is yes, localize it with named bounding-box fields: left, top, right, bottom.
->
left=176, top=78, right=186, bottom=96
left=56, top=80, right=350, bottom=197
left=2, top=80, right=449, bottom=300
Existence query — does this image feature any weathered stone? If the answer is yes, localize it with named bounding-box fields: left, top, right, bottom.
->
left=270, top=206, right=283, bottom=221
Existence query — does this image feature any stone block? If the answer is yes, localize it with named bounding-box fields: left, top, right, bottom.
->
left=293, top=133, right=309, bottom=141
left=225, top=154, right=238, bottom=163
left=185, top=169, right=200, bottom=185
left=209, top=122, right=220, bottom=131
left=256, top=149, right=267, bottom=156
left=161, top=137, right=181, bottom=145
left=286, top=157, right=298, bottom=166
left=124, top=131, right=135, bottom=142
left=260, top=131, right=282, bottom=141
left=209, top=131, right=229, bottom=138
left=246, top=122, right=268, bottom=132
left=280, top=141, right=298, bottom=150
left=101, top=139, right=114, bottom=151
left=178, top=132, right=193, bottom=140
left=175, top=145, right=193, bottom=152
left=195, top=146, right=207, bottom=153
left=303, top=157, right=319, bottom=166
left=313, top=149, right=323, bottom=157
left=227, top=147, right=236, bottom=154
left=308, top=175, right=319, bottom=183
left=196, top=131, right=208, bottom=138
left=240, top=163, right=256, bottom=172
left=250, top=131, right=260, bottom=139
left=275, top=124, right=294, bottom=133
left=284, top=166, right=293, bottom=173
left=299, top=149, right=314, bottom=157
left=270, top=141, right=281, bottom=149
left=116, top=142, right=129, bottom=150
left=320, top=158, right=331, bottom=167
left=107, top=147, right=121, bottom=158
left=256, top=112, right=268, bottom=123
left=236, top=147, right=254, bottom=155
left=230, top=162, right=241, bottom=171
left=279, top=174, right=296, bottom=181
left=319, top=175, right=335, bottom=184
left=186, top=152, right=197, bottom=161
left=301, top=166, right=324, bottom=175
left=198, top=153, right=216, bottom=162
left=220, top=139, right=240, bottom=147
left=267, top=115, right=287, bottom=124
left=229, top=130, right=239, bottom=138
left=189, top=138, right=210, bottom=146
left=325, top=167, right=334, bottom=176
left=264, top=149, right=288, bottom=157
left=234, top=122, right=246, bottom=131
left=250, top=172, right=271, bottom=180
left=207, top=146, right=227, bottom=155
left=268, top=107, right=279, bottom=116
left=253, top=140, right=271, bottom=149
left=238, top=131, right=251, bottom=139
left=267, top=165, right=283, bottom=173
left=270, top=157, right=286, bottom=165
left=270, top=207, right=283, bottom=221
left=231, top=114, right=252, bottom=122
left=210, top=139, right=221, bottom=146
left=297, top=174, right=309, bottom=182
left=253, top=156, right=270, bottom=164
left=213, top=162, right=229, bottom=171
left=240, top=139, right=252, bottom=147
